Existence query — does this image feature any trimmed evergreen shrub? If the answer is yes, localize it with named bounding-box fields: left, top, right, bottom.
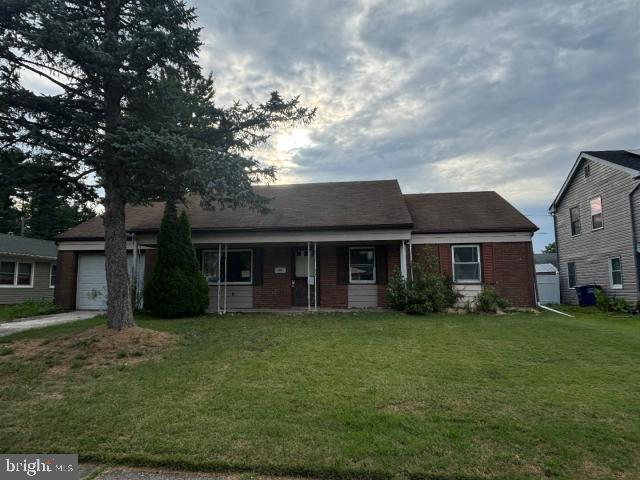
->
left=144, top=201, right=209, bottom=317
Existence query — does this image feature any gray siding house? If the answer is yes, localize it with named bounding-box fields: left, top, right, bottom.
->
left=0, top=234, right=57, bottom=304
left=550, top=150, right=640, bottom=305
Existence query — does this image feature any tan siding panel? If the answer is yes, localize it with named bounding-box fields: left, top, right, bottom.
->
left=208, top=285, right=253, bottom=311
left=348, top=284, right=378, bottom=308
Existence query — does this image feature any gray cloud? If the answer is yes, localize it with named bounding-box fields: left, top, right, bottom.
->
left=191, top=0, right=639, bottom=250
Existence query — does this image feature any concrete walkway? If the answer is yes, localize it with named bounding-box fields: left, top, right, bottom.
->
left=0, top=310, right=102, bottom=336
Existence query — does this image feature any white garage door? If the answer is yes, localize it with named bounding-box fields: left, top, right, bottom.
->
left=76, top=253, right=145, bottom=310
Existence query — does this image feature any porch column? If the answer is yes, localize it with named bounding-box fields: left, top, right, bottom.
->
left=400, top=241, right=407, bottom=280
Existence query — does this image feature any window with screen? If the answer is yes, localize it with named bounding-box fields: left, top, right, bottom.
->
left=202, top=249, right=252, bottom=284
left=609, top=257, right=622, bottom=289
left=452, top=245, right=481, bottom=283
left=349, top=247, right=375, bottom=283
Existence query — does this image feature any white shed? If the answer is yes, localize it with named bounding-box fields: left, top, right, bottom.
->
left=536, top=263, right=560, bottom=304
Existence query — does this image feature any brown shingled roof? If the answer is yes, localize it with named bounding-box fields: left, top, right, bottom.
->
left=58, top=180, right=413, bottom=240
left=404, top=191, right=538, bottom=234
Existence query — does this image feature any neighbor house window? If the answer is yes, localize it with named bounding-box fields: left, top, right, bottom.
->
left=570, top=206, right=581, bottom=236
left=452, top=245, right=481, bottom=283
left=568, top=262, right=577, bottom=288
left=50, top=264, right=57, bottom=288
left=591, top=196, right=603, bottom=230
left=202, top=249, right=252, bottom=284
left=584, top=164, right=591, bottom=178
left=609, top=257, right=622, bottom=289
left=0, top=261, right=32, bottom=287
left=349, top=247, right=376, bottom=283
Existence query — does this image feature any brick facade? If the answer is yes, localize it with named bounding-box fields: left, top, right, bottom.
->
left=377, top=245, right=399, bottom=308
left=413, top=241, right=536, bottom=307
left=59, top=240, right=534, bottom=311
left=319, top=245, right=348, bottom=308
left=490, top=242, right=536, bottom=307
left=54, top=250, right=77, bottom=310
left=253, top=246, right=292, bottom=309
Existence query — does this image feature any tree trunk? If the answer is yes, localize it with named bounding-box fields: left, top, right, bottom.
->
left=102, top=0, right=133, bottom=329
left=103, top=182, right=134, bottom=329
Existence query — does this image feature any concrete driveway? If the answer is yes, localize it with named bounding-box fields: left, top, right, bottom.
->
left=0, top=310, right=102, bottom=336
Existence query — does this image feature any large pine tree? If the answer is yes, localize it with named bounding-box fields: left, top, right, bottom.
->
left=0, top=1, right=314, bottom=329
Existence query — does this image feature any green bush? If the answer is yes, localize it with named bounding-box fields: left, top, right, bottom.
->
left=474, top=286, right=510, bottom=313
left=610, top=297, right=630, bottom=313
left=144, top=201, right=209, bottom=318
left=595, top=288, right=609, bottom=312
left=387, top=253, right=460, bottom=315
left=595, top=289, right=629, bottom=313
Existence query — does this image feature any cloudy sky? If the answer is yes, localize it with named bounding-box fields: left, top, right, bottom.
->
left=191, top=0, right=639, bottom=251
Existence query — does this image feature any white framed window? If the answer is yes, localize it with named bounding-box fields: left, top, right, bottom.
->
left=591, top=196, right=603, bottom=230
left=609, top=257, right=622, bottom=289
left=0, top=261, right=33, bottom=288
left=452, top=245, right=481, bottom=283
left=50, top=264, right=57, bottom=288
left=570, top=205, right=581, bottom=236
left=294, top=248, right=316, bottom=278
left=202, top=249, right=253, bottom=285
left=349, top=247, right=376, bottom=284
left=568, top=262, right=577, bottom=288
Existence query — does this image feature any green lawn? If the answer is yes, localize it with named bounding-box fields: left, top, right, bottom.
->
left=0, top=299, right=60, bottom=323
left=0, top=310, right=639, bottom=479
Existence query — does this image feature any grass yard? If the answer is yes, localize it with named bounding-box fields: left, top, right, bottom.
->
left=0, top=310, right=638, bottom=479
left=0, top=300, right=60, bottom=323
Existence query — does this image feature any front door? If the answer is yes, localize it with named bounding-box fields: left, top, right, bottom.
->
left=292, top=246, right=317, bottom=307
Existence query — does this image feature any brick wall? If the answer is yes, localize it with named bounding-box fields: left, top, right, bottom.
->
left=491, top=242, right=536, bottom=307
left=412, top=241, right=536, bottom=307
left=377, top=245, right=400, bottom=307
left=319, top=245, right=347, bottom=308
left=54, top=250, right=77, bottom=310
left=253, top=246, right=292, bottom=309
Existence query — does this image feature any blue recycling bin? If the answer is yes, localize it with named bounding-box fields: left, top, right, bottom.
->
left=574, top=284, right=601, bottom=307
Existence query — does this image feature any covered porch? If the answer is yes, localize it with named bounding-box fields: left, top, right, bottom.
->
left=172, top=233, right=410, bottom=312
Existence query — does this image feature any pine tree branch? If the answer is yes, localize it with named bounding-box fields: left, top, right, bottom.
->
left=13, top=59, right=92, bottom=99
left=18, top=58, right=86, bottom=85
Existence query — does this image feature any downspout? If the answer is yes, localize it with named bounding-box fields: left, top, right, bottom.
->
left=217, top=243, right=221, bottom=314
left=628, top=180, right=640, bottom=299
left=223, top=243, right=228, bottom=314
left=530, top=233, right=539, bottom=307
left=307, top=241, right=311, bottom=311
left=314, top=241, right=317, bottom=312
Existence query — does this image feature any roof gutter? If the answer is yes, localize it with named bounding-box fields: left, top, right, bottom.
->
left=0, top=251, right=57, bottom=261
